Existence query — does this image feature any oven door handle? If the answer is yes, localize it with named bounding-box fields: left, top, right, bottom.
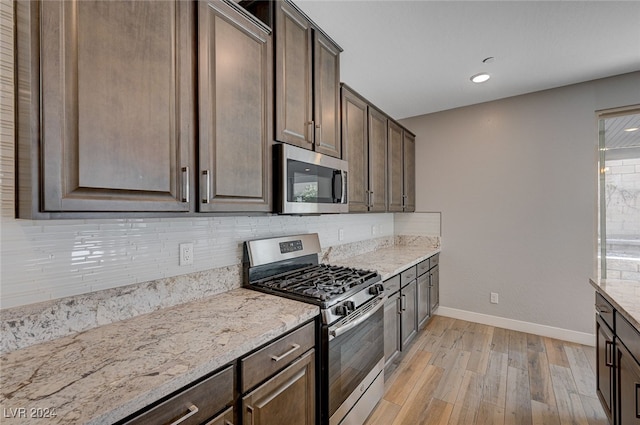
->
left=329, top=298, right=384, bottom=340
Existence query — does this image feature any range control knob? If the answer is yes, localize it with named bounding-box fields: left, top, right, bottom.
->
left=344, top=301, right=356, bottom=312
left=369, top=284, right=384, bottom=296
left=335, top=305, right=349, bottom=316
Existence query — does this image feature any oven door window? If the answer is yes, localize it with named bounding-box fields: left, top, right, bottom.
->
left=327, top=306, right=384, bottom=418
left=287, top=159, right=342, bottom=204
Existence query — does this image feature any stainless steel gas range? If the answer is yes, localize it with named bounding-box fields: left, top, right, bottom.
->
left=244, top=233, right=385, bottom=425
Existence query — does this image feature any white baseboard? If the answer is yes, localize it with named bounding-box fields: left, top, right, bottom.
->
left=435, top=306, right=595, bottom=347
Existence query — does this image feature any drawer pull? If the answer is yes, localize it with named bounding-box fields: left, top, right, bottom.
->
left=605, top=341, right=614, bottom=367
left=247, top=406, right=255, bottom=425
left=270, top=343, right=300, bottom=362
left=596, top=304, right=611, bottom=314
left=169, top=404, right=199, bottom=425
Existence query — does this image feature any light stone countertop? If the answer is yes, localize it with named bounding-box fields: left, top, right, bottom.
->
left=0, top=240, right=438, bottom=425
left=0, top=288, right=319, bottom=425
left=330, top=245, right=440, bottom=280
left=589, top=278, right=640, bottom=330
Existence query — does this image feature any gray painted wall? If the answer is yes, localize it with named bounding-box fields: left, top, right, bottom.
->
left=401, top=72, right=640, bottom=334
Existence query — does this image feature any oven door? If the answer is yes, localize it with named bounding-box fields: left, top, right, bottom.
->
left=326, top=298, right=384, bottom=425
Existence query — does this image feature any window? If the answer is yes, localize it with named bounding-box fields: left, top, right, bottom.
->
left=598, top=107, right=640, bottom=280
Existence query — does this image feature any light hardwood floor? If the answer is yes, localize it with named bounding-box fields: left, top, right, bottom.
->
left=365, top=315, right=607, bottom=425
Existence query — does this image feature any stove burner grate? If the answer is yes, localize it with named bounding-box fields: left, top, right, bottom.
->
left=253, top=264, right=378, bottom=302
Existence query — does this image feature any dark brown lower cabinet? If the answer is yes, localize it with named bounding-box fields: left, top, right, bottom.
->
left=617, top=342, right=640, bottom=425
left=417, top=273, right=430, bottom=328
left=595, top=292, right=640, bottom=425
left=597, top=314, right=615, bottom=422
left=384, top=289, right=401, bottom=370
left=119, top=365, right=234, bottom=425
left=242, top=350, right=315, bottom=425
left=616, top=312, right=640, bottom=425
left=400, top=279, right=417, bottom=349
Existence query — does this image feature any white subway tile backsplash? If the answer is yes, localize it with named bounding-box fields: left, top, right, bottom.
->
left=1, top=213, right=398, bottom=309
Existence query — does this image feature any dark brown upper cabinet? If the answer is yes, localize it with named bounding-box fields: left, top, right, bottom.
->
left=16, top=1, right=196, bottom=217
left=198, top=0, right=273, bottom=212
left=274, top=0, right=342, bottom=158
left=388, top=121, right=416, bottom=212
left=341, top=84, right=387, bottom=213
left=403, top=131, right=416, bottom=212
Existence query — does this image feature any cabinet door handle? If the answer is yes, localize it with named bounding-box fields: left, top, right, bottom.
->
left=181, top=167, right=190, bottom=203
left=370, top=191, right=374, bottom=208
left=247, top=406, right=255, bottom=425
left=396, top=297, right=402, bottom=315
left=169, top=404, right=198, bottom=425
left=316, top=123, right=322, bottom=146
left=605, top=340, right=614, bottom=367
left=270, top=343, right=300, bottom=362
left=307, top=120, right=315, bottom=144
left=401, top=294, right=407, bottom=311
left=201, top=170, right=210, bottom=204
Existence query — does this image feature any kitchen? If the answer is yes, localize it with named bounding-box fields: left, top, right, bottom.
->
left=1, top=1, right=640, bottom=425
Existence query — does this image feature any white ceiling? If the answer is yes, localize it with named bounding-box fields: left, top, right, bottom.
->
left=293, top=0, right=640, bottom=119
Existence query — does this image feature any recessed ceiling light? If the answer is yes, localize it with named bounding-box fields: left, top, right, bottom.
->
left=623, top=127, right=639, bottom=132
left=470, top=73, right=490, bottom=83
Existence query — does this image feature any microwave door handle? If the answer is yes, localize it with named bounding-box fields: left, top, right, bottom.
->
left=341, top=171, right=348, bottom=204
left=332, top=171, right=343, bottom=202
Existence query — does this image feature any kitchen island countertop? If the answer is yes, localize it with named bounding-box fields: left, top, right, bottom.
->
left=590, top=277, right=640, bottom=330
left=0, top=288, right=318, bottom=425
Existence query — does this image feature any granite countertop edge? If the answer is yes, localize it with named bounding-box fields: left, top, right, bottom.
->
left=589, top=277, right=640, bottom=330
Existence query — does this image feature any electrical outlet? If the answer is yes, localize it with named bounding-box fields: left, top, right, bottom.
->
left=490, top=292, right=499, bottom=304
left=180, top=243, right=194, bottom=266
left=371, top=225, right=377, bottom=235
left=338, top=228, right=344, bottom=241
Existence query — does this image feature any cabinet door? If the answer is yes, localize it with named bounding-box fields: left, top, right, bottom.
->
left=274, top=1, right=313, bottom=150
left=417, top=274, right=430, bottom=328
left=387, top=121, right=404, bottom=212
left=243, top=350, right=315, bottom=425
left=617, top=342, right=640, bottom=425
left=342, top=87, right=369, bottom=212
left=384, top=292, right=401, bottom=370
left=37, top=0, right=195, bottom=213
left=403, top=132, right=416, bottom=212
left=368, top=108, right=388, bottom=212
left=313, top=31, right=341, bottom=158
left=401, top=280, right=418, bottom=349
left=198, top=0, right=272, bottom=212
left=596, top=315, right=615, bottom=423
left=429, top=266, right=440, bottom=313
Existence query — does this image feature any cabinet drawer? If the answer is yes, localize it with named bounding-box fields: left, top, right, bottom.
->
left=429, top=253, right=439, bottom=269
left=204, top=406, right=234, bottom=425
left=384, top=275, right=401, bottom=295
left=617, top=312, right=640, bottom=364
left=417, top=259, right=429, bottom=276
left=401, top=266, right=417, bottom=285
left=241, top=321, right=315, bottom=392
left=595, top=292, right=615, bottom=331
left=122, top=365, right=234, bottom=425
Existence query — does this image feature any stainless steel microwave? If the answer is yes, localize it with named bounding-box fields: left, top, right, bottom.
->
left=274, top=143, right=348, bottom=214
